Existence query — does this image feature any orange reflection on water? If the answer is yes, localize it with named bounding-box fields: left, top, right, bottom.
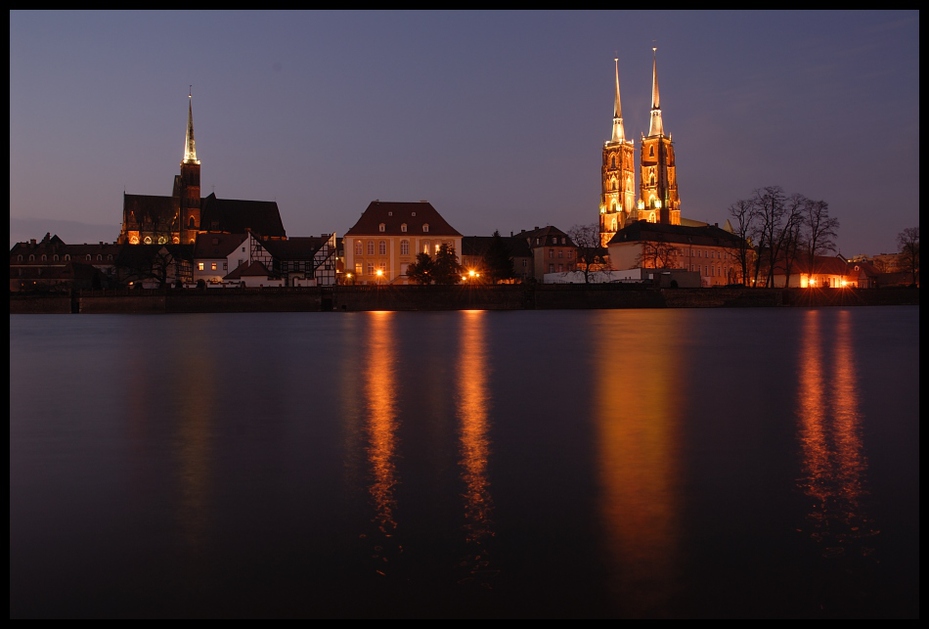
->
left=456, top=310, right=495, bottom=584
left=594, top=313, right=683, bottom=617
left=797, top=309, right=875, bottom=556
left=364, top=311, right=400, bottom=573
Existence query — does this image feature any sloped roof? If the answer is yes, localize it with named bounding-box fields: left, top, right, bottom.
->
left=608, top=220, right=745, bottom=248
left=262, top=236, right=328, bottom=261
left=344, top=200, right=461, bottom=237
left=514, top=225, right=576, bottom=249
left=193, top=233, right=248, bottom=258
left=225, top=260, right=273, bottom=279
left=461, top=234, right=532, bottom=258
left=200, top=193, right=286, bottom=239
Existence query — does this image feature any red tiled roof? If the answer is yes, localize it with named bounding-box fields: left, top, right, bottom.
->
left=344, top=201, right=461, bottom=237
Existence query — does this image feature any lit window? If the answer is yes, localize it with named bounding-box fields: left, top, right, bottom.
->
left=355, top=241, right=362, bottom=255
left=211, top=262, right=217, bottom=271
left=198, top=262, right=205, bottom=271
left=367, top=262, right=374, bottom=275
left=400, top=240, right=409, bottom=255
left=379, top=241, right=386, bottom=255
left=423, top=223, right=430, bottom=233
left=367, top=241, right=375, bottom=255
left=379, top=223, right=385, bottom=232
left=401, top=223, right=407, bottom=232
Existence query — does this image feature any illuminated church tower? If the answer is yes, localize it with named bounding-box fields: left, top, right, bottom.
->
left=599, top=58, right=637, bottom=247
left=175, top=90, right=201, bottom=244
left=636, top=48, right=681, bottom=225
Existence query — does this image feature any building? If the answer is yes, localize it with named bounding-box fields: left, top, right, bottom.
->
left=118, top=93, right=286, bottom=246
left=10, top=233, right=120, bottom=292
left=460, top=233, right=533, bottom=283
left=599, top=58, right=636, bottom=247
left=342, top=200, right=462, bottom=284
left=512, top=226, right=577, bottom=281
left=599, top=49, right=681, bottom=248
left=607, top=221, right=746, bottom=287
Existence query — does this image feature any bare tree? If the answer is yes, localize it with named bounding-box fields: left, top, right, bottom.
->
left=568, top=223, right=608, bottom=283
left=803, top=198, right=839, bottom=277
left=897, top=226, right=919, bottom=286
left=636, top=237, right=679, bottom=270
left=727, top=198, right=759, bottom=285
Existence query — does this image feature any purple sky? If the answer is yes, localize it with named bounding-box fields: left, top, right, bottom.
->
left=10, top=10, right=919, bottom=256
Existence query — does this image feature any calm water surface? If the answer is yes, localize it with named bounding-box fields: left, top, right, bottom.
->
left=10, top=307, right=920, bottom=618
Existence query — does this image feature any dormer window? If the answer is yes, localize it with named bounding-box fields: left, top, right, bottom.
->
left=379, top=223, right=386, bottom=232
left=422, top=223, right=429, bottom=233
left=411, top=211, right=416, bottom=217
left=401, top=223, right=407, bottom=232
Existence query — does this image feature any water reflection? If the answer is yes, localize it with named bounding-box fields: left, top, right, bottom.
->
left=455, top=311, right=496, bottom=587
left=796, top=310, right=876, bottom=557
left=594, top=312, right=684, bottom=617
left=362, top=311, right=401, bottom=574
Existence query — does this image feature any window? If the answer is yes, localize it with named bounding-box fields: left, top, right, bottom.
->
left=223, top=262, right=227, bottom=270
left=549, top=249, right=554, bottom=259
left=65, top=254, right=70, bottom=261
left=211, top=262, right=217, bottom=271
left=379, top=223, right=385, bottom=232
left=522, top=259, right=527, bottom=268
left=41, top=254, right=47, bottom=261
left=558, top=250, right=563, bottom=258
left=86, top=254, right=92, bottom=261
left=355, top=263, right=362, bottom=275
left=423, top=241, right=430, bottom=254
left=568, top=250, right=573, bottom=259
left=611, top=156, right=616, bottom=168
left=198, top=262, right=205, bottom=271
left=53, top=254, right=59, bottom=261
left=549, top=264, right=555, bottom=273
left=367, top=241, right=375, bottom=255
left=97, top=254, right=102, bottom=261
left=422, top=223, right=430, bottom=233
left=401, top=223, right=407, bottom=232
left=355, top=240, right=363, bottom=255
left=367, top=262, right=374, bottom=275
left=400, top=240, right=409, bottom=255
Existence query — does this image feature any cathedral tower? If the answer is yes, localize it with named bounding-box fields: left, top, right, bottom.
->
left=600, top=58, right=637, bottom=247
left=637, top=48, right=681, bottom=225
left=176, top=90, right=201, bottom=244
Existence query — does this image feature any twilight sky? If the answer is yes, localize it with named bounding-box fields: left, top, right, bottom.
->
left=10, top=10, right=919, bottom=256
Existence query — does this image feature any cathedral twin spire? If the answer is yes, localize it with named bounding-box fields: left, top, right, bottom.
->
left=610, top=57, right=626, bottom=144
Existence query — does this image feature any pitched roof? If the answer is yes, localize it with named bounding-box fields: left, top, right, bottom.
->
left=344, top=200, right=461, bottom=237
left=200, top=193, right=286, bottom=239
left=513, top=225, right=576, bottom=249
left=193, top=233, right=248, bottom=258
left=261, top=236, right=328, bottom=261
left=224, top=260, right=273, bottom=279
left=608, top=220, right=745, bottom=248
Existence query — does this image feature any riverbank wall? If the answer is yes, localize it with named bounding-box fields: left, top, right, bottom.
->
left=9, top=285, right=919, bottom=314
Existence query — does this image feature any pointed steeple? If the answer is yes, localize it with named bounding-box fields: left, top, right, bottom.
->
left=183, top=88, right=199, bottom=165
left=647, top=47, right=664, bottom=137
left=610, top=57, right=626, bottom=144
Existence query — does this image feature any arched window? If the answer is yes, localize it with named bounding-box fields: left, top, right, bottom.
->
left=86, top=254, right=92, bottom=261
left=53, top=254, right=59, bottom=261
left=422, top=223, right=429, bottom=233
left=28, top=254, right=34, bottom=261
left=611, top=218, right=617, bottom=231
left=401, top=223, right=407, bottom=233
left=18, top=254, right=23, bottom=262
left=423, top=241, right=431, bottom=254
left=379, top=241, right=386, bottom=255
left=188, top=217, right=196, bottom=229
left=97, top=254, right=102, bottom=261
left=355, top=240, right=363, bottom=255
left=612, top=179, right=617, bottom=191
left=367, top=241, right=375, bottom=255
left=379, top=223, right=386, bottom=232
left=649, top=145, right=654, bottom=157
left=400, top=240, right=409, bottom=255
left=143, top=236, right=152, bottom=244
left=65, top=254, right=70, bottom=261
left=611, top=156, right=616, bottom=168
left=41, top=254, right=47, bottom=261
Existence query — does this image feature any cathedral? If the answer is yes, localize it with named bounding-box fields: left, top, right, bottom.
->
left=600, top=49, right=681, bottom=247
left=118, top=93, right=285, bottom=246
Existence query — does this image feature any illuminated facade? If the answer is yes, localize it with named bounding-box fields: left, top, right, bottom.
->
left=636, top=48, right=681, bottom=227
left=343, top=200, right=462, bottom=284
left=118, top=94, right=285, bottom=246
left=600, top=48, right=681, bottom=247
left=599, top=58, right=637, bottom=247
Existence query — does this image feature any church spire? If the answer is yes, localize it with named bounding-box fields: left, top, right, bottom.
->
left=183, top=88, right=199, bottom=165
left=647, top=47, right=664, bottom=137
left=610, top=57, right=626, bottom=144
